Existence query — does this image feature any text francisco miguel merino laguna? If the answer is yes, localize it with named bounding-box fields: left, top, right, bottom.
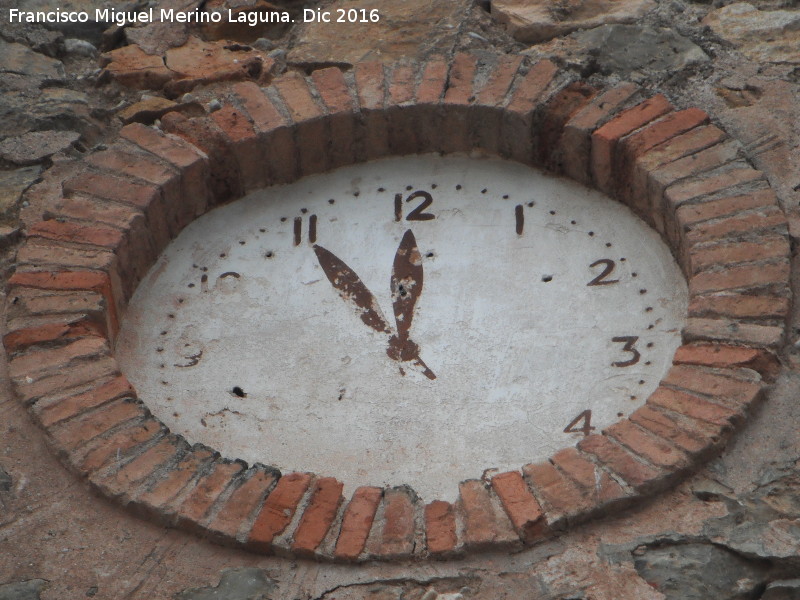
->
left=8, top=7, right=297, bottom=26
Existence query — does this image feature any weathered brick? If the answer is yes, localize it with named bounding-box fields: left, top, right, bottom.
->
left=688, top=293, right=789, bottom=321
left=175, top=461, right=244, bottom=530
left=30, top=221, right=124, bottom=249
left=15, top=356, right=119, bottom=405
left=272, top=72, right=327, bottom=176
left=457, top=480, right=518, bottom=549
left=132, top=447, right=217, bottom=522
left=9, top=336, right=108, bottom=382
left=386, top=63, right=420, bottom=155
left=689, top=236, right=788, bottom=273
left=90, top=436, right=183, bottom=501
left=35, top=375, right=133, bottom=427
left=291, top=477, right=344, bottom=557
left=440, top=53, right=479, bottom=155
left=539, top=82, right=598, bottom=171
left=689, top=261, right=789, bottom=296
left=523, top=462, right=593, bottom=528
left=664, top=364, right=762, bottom=406
left=476, top=55, right=524, bottom=107
left=48, top=398, right=146, bottom=450
left=591, top=94, right=673, bottom=193
left=684, top=207, right=787, bottom=248
left=8, top=271, right=119, bottom=334
left=231, top=81, right=298, bottom=185
left=560, top=82, right=639, bottom=185
left=209, top=104, right=267, bottom=191
left=550, top=447, right=628, bottom=505
left=629, top=405, right=721, bottom=455
left=248, top=472, right=314, bottom=552
left=490, top=470, right=546, bottom=541
left=605, top=419, right=689, bottom=469
left=311, top=67, right=356, bottom=169
left=207, top=466, right=278, bottom=544
left=677, top=188, right=778, bottom=227
left=75, top=419, right=163, bottom=474
left=376, top=487, right=416, bottom=559
left=673, top=343, right=780, bottom=380
left=160, top=112, right=243, bottom=204
left=416, top=58, right=448, bottom=104
left=355, top=62, right=388, bottom=160
left=3, top=318, right=105, bottom=356
left=647, top=385, right=739, bottom=428
left=683, top=317, right=784, bottom=350
left=577, top=434, right=664, bottom=491
left=119, top=122, right=209, bottom=227
left=502, top=60, right=558, bottom=163
left=333, top=486, right=383, bottom=562
left=424, top=500, right=457, bottom=556
left=665, top=166, right=765, bottom=210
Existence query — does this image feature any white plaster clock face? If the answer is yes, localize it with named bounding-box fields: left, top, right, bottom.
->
left=116, top=155, right=688, bottom=501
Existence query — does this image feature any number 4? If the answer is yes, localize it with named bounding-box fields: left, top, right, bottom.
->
left=564, top=410, right=595, bottom=436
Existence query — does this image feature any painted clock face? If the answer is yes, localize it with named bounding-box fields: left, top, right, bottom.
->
left=116, top=155, right=688, bottom=501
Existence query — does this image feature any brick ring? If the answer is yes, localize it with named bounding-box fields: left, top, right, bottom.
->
left=3, top=54, right=788, bottom=562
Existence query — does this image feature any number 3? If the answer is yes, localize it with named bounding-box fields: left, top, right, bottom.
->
left=611, top=336, right=640, bottom=367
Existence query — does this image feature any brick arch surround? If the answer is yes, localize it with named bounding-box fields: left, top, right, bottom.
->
left=3, top=54, right=790, bottom=562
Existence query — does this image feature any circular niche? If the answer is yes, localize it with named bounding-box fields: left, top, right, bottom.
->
left=116, top=154, right=688, bottom=501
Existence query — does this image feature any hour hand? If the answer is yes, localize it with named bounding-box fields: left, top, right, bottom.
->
left=314, top=244, right=392, bottom=335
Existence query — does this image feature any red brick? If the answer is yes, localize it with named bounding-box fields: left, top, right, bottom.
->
left=416, top=58, right=448, bottom=103
left=248, top=472, right=313, bottom=551
left=605, top=419, right=689, bottom=469
left=682, top=317, right=784, bottom=350
left=503, top=60, right=558, bottom=163
left=87, top=147, right=178, bottom=190
left=9, top=336, right=108, bottom=381
left=210, top=104, right=266, bottom=191
left=8, top=271, right=118, bottom=334
left=90, top=437, right=183, bottom=500
left=577, top=434, right=664, bottom=491
left=133, top=448, right=217, bottom=520
left=386, top=64, right=419, bottom=155
left=688, top=293, right=789, bottom=321
left=272, top=73, right=327, bottom=176
left=639, top=125, right=729, bottom=174
left=160, top=112, right=243, bottom=204
left=208, top=467, right=278, bottom=543
left=522, top=462, right=593, bottom=528
left=540, top=82, right=598, bottom=170
left=30, top=221, right=123, bottom=248
left=231, top=82, right=298, bottom=184
left=689, top=261, right=789, bottom=295
left=591, top=94, right=673, bottom=193
left=355, top=62, right=389, bottom=160
left=175, top=461, right=244, bottom=529
left=14, top=356, right=119, bottom=405
left=629, top=405, right=721, bottom=455
left=665, top=364, right=762, bottom=404
left=475, top=55, right=524, bottom=106
left=48, top=398, right=146, bottom=449
left=333, top=486, right=383, bottom=561
left=674, top=343, right=780, bottom=380
left=560, top=82, right=640, bottom=185
left=76, top=419, right=163, bottom=473
left=311, top=67, right=356, bottom=169
left=685, top=207, right=787, bottom=246
left=490, top=470, right=546, bottom=541
left=17, top=236, right=117, bottom=271
left=376, top=487, right=416, bottom=559
left=36, top=375, right=133, bottom=427
left=677, top=189, right=778, bottom=228
left=647, top=386, right=739, bottom=428
left=550, top=447, right=627, bottom=505
left=3, top=318, right=105, bottom=356
left=458, top=480, right=518, bottom=549
left=689, top=236, right=788, bottom=274
left=291, top=477, right=344, bottom=557
left=424, top=500, right=457, bottom=556
left=665, top=166, right=765, bottom=208
left=444, top=53, right=478, bottom=106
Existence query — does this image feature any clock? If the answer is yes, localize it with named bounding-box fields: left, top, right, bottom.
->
left=116, top=154, right=687, bottom=502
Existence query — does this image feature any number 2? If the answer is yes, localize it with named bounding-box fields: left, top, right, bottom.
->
left=587, top=259, right=619, bottom=286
